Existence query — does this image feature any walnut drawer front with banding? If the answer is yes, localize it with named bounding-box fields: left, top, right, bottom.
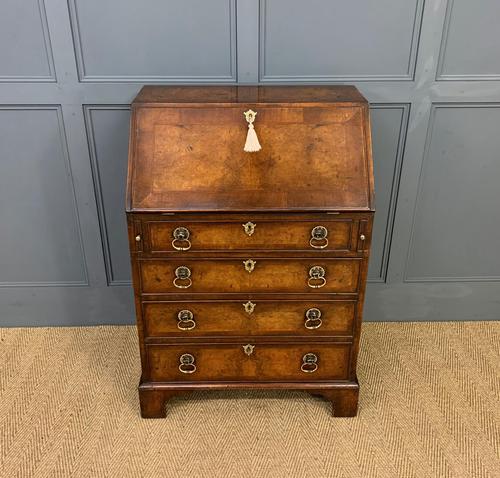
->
left=146, top=343, right=351, bottom=382
left=139, top=258, right=361, bottom=294
left=126, top=85, right=375, bottom=418
left=142, top=299, right=357, bottom=338
left=142, top=217, right=362, bottom=253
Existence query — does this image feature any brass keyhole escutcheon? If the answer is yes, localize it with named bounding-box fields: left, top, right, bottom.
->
left=243, top=344, right=255, bottom=356
left=242, top=222, right=256, bottom=236
left=244, top=110, right=257, bottom=124
left=243, top=259, right=256, bottom=273
left=243, top=301, right=256, bottom=315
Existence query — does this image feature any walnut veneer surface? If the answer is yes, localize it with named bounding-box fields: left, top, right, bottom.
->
left=126, top=85, right=374, bottom=417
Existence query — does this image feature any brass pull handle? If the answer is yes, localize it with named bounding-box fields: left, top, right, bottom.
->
left=242, top=222, right=256, bottom=236
left=243, top=259, right=256, bottom=273
left=308, top=266, right=326, bottom=289
left=360, top=234, right=366, bottom=241
left=243, top=301, right=256, bottom=315
left=135, top=234, right=141, bottom=242
left=174, top=266, right=192, bottom=289
left=172, top=227, right=191, bottom=251
left=310, top=226, right=329, bottom=249
left=305, top=308, right=322, bottom=329
left=177, top=310, right=196, bottom=331
left=301, top=353, right=318, bottom=373
left=179, top=353, right=196, bottom=374
left=243, top=344, right=255, bottom=356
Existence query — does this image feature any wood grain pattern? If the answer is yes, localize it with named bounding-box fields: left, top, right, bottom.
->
left=146, top=343, right=351, bottom=382
left=146, top=218, right=355, bottom=253
left=139, top=258, right=361, bottom=294
left=132, top=85, right=368, bottom=105
left=127, top=88, right=374, bottom=212
left=142, top=299, right=356, bottom=338
left=127, top=85, right=374, bottom=418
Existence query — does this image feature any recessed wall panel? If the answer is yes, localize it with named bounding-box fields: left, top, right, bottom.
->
left=85, top=107, right=132, bottom=284
left=406, top=105, right=500, bottom=281
left=0, top=0, right=55, bottom=81
left=69, top=0, right=236, bottom=82
left=368, top=106, right=408, bottom=282
left=0, top=107, right=86, bottom=285
left=437, top=0, right=500, bottom=80
left=260, top=0, right=423, bottom=81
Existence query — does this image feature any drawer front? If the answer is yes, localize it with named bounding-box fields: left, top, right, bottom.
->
left=143, top=300, right=356, bottom=337
left=139, top=259, right=361, bottom=294
left=146, top=343, right=351, bottom=382
left=146, top=219, right=355, bottom=253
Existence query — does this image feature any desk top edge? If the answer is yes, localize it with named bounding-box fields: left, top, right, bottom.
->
left=132, top=85, right=368, bottom=106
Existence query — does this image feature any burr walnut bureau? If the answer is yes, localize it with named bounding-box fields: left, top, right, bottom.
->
left=126, top=85, right=374, bottom=418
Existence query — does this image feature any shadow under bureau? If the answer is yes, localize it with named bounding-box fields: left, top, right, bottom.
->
left=126, top=85, right=374, bottom=418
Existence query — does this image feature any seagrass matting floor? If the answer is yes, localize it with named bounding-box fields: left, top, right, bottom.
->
left=0, top=322, right=498, bottom=478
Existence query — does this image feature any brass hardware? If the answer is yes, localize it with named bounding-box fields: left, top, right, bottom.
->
left=243, top=110, right=261, bottom=152
left=242, top=221, right=256, bottom=236
left=360, top=234, right=366, bottom=241
left=310, top=225, right=329, bottom=249
left=135, top=235, right=141, bottom=242
left=173, top=266, right=192, bottom=289
left=243, top=110, right=257, bottom=124
left=243, top=301, right=256, bottom=315
left=301, top=353, right=318, bottom=373
left=243, top=259, right=256, bottom=273
left=172, top=226, right=191, bottom=251
left=305, top=308, right=323, bottom=329
left=243, top=344, right=255, bottom=356
left=308, top=266, right=326, bottom=289
left=178, top=353, right=196, bottom=374
left=177, top=310, right=196, bottom=331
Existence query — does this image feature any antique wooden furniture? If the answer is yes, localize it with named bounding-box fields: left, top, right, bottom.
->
left=126, top=86, right=374, bottom=418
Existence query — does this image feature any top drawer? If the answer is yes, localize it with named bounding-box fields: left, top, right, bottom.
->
left=138, top=217, right=363, bottom=253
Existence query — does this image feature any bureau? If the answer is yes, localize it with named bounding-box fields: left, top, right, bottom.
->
left=126, top=86, right=374, bottom=418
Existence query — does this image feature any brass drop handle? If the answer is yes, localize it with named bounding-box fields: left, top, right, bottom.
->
left=310, top=226, right=329, bottom=249
left=178, top=353, right=196, bottom=374
left=301, top=353, right=318, bottom=373
left=173, top=266, right=192, bottom=289
left=242, top=222, right=256, bottom=236
left=177, top=310, right=196, bottom=331
left=172, top=227, right=191, bottom=251
left=308, top=266, right=326, bottom=289
left=243, top=259, right=256, bottom=273
left=305, top=308, right=322, bottom=329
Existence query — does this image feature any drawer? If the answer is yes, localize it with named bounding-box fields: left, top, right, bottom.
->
left=146, top=343, right=351, bottom=382
left=143, top=300, right=356, bottom=337
left=139, top=258, right=361, bottom=294
left=143, top=218, right=357, bottom=253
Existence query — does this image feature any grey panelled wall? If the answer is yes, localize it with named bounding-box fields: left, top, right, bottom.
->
left=0, top=0, right=499, bottom=326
